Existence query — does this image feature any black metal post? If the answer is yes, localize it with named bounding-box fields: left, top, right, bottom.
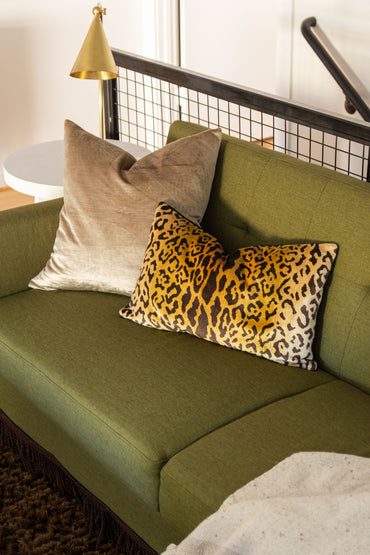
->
left=104, top=78, right=119, bottom=140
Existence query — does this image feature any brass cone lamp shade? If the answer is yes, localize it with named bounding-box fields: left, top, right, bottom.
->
left=70, top=9, right=118, bottom=80
left=70, top=5, right=118, bottom=138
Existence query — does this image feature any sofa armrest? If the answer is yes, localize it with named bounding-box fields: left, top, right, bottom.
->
left=0, top=199, right=62, bottom=298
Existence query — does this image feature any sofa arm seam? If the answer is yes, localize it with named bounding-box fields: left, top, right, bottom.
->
left=337, top=288, right=369, bottom=374
left=304, top=178, right=329, bottom=238
left=0, top=286, right=31, bottom=300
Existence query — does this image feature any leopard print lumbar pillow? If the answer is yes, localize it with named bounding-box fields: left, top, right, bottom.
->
left=120, top=203, right=338, bottom=370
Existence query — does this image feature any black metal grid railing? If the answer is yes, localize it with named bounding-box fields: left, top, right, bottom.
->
left=105, top=49, right=370, bottom=181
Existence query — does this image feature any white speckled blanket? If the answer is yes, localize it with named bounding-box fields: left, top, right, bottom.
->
left=162, top=452, right=370, bottom=555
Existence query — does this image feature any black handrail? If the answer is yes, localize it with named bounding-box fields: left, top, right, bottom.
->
left=108, top=47, right=370, bottom=145
left=301, top=16, right=370, bottom=122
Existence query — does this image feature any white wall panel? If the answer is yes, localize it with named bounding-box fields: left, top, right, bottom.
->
left=179, top=0, right=286, bottom=94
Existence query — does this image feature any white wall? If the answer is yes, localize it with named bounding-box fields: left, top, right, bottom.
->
left=179, top=0, right=370, bottom=121
left=0, top=0, right=157, bottom=187
left=179, top=0, right=288, bottom=94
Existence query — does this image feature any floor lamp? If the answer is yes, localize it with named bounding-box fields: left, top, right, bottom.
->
left=70, top=4, right=118, bottom=139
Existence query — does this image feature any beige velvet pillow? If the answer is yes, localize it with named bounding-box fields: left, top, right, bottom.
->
left=29, top=120, right=221, bottom=295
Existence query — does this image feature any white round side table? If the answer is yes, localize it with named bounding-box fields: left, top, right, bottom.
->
left=3, top=139, right=151, bottom=203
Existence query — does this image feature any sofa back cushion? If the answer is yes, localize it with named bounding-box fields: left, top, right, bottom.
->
left=167, top=121, right=370, bottom=392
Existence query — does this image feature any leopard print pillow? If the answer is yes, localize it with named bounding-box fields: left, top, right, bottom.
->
left=120, top=203, right=338, bottom=370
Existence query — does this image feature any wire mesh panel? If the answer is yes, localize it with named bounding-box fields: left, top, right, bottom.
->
left=116, top=67, right=279, bottom=151
left=117, top=68, right=180, bottom=150
left=108, top=50, right=370, bottom=181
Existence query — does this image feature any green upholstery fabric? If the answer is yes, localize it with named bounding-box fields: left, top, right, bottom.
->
left=160, top=380, right=370, bottom=536
left=167, top=122, right=370, bottom=391
left=1, top=289, right=334, bottom=506
left=1, top=378, right=182, bottom=553
left=0, top=199, right=62, bottom=298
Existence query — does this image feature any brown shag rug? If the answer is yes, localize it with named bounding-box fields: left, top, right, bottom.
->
left=0, top=411, right=158, bottom=555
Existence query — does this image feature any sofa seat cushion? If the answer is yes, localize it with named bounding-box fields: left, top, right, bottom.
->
left=1, top=289, right=335, bottom=509
left=159, top=380, right=370, bottom=537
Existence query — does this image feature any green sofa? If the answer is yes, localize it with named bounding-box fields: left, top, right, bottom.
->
left=1, top=121, right=369, bottom=553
